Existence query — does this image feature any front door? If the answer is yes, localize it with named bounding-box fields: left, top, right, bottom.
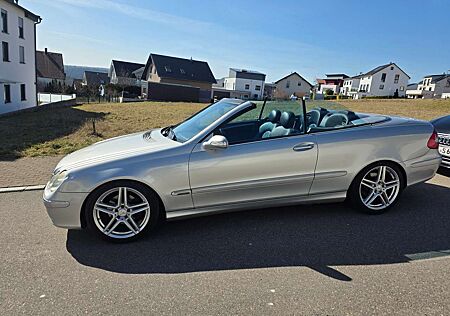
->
left=188, top=133, right=318, bottom=208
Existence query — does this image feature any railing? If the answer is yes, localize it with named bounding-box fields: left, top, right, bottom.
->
left=38, top=93, right=76, bottom=104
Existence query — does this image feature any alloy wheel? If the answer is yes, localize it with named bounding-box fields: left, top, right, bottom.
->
left=93, top=187, right=151, bottom=239
left=359, top=165, right=401, bottom=211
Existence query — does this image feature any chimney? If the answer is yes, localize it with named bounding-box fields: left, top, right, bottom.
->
left=44, top=48, right=48, bottom=54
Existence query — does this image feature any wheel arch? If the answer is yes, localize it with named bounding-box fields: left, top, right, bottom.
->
left=80, top=179, right=166, bottom=229
left=347, top=159, right=407, bottom=198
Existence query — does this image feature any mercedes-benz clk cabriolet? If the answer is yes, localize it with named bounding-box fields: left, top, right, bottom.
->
left=43, top=98, right=441, bottom=241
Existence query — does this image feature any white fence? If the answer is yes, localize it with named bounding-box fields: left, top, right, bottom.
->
left=38, top=93, right=76, bottom=104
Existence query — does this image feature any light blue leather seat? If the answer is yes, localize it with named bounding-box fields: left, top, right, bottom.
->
left=260, top=110, right=281, bottom=138
left=268, top=111, right=296, bottom=137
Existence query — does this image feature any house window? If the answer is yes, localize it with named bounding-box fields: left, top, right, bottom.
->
left=286, top=80, right=290, bottom=88
left=390, top=66, right=394, bottom=70
left=20, top=84, right=26, bottom=101
left=253, top=94, right=258, bottom=99
left=245, top=84, right=250, bottom=90
left=379, top=84, right=384, bottom=90
left=381, top=73, right=386, bottom=82
left=394, top=74, right=400, bottom=84
left=255, top=85, right=261, bottom=91
left=18, top=17, right=24, bottom=38
left=2, top=41, right=9, bottom=61
left=400, top=86, right=404, bottom=91
left=1, top=9, right=7, bottom=33
left=4, top=84, right=11, bottom=103
left=19, top=46, right=25, bottom=63
left=297, top=81, right=301, bottom=86
left=164, top=66, right=171, bottom=73
left=366, top=84, right=370, bottom=91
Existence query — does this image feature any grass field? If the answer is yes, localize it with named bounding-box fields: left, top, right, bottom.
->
left=1, top=99, right=449, bottom=159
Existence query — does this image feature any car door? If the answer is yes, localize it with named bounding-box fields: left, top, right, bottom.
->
left=188, top=133, right=318, bottom=209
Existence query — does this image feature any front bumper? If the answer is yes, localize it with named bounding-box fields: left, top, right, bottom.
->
left=43, top=190, right=88, bottom=229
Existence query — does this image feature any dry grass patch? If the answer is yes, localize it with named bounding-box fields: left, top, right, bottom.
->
left=336, top=98, right=450, bottom=121
left=0, top=101, right=204, bottom=159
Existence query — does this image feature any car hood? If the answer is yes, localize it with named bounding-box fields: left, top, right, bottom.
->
left=54, top=129, right=175, bottom=172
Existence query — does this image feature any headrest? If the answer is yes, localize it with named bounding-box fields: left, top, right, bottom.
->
left=268, top=110, right=281, bottom=123
left=279, top=111, right=295, bottom=128
left=324, top=113, right=349, bottom=127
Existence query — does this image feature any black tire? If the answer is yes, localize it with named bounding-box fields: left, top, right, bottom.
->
left=348, top=161, right=405, bottom=215
left=84, top=180, right=161, bottom=242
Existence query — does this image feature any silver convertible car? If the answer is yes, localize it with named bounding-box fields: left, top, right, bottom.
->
left=43, top=98, right=441, bottom=241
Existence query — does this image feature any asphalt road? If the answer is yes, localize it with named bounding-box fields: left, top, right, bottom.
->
left=1, top=171, right=450, bottom=315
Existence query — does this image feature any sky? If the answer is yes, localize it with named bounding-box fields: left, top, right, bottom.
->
left=23, top=0, right=450, bottom=83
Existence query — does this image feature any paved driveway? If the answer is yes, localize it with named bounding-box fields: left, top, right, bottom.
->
left=0, top=173, right=449, bottom=315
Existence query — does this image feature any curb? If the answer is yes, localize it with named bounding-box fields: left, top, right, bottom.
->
left=0, top=185, right=46, bottom=193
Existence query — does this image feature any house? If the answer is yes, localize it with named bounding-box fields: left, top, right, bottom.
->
left=316, top=74, right=349, bottom=95
left=263, top=83, right=276, bottom=99
left=36, top=48, right=66, bottom=92
left=82, top=71, right=109, bottom=87
left=64, top=65, right=109, bottom=86
left=273, top=72, right=313, bottom=99
left=109, top=60, right=145, bottom=86
left=141, top=53, right=216, bottom=102
left=0, top=0, right=41, bottom=115
left=213, top=68, right=266, bottom=101
left=352, top=63, right=409, bottom=99
left=406, top=74, right=450, bottom=99
left=341, top=76, right=361, bottom=97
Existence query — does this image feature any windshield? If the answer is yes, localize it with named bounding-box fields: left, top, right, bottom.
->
left=170, top=98, right=244, bottom=142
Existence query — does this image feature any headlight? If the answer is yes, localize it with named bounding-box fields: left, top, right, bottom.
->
left=46, top=170, right=69, bottom=193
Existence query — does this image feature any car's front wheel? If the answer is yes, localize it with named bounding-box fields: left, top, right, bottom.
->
left=349, top=162, right=404, bottom=214
left=85, top=181, right=161, bottom=242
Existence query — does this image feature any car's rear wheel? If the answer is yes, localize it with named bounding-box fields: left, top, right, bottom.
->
left=85, top=181, right=160, bottom=242
left=349, top=162, right=404, bottom=214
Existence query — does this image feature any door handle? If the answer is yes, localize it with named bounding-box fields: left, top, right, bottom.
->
left=293, top=142, right=315, bottom=152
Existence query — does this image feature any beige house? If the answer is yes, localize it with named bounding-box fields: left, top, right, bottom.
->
left=141, top=53, right=216, bottom=102
left=274, top=72, right=313, bottom=99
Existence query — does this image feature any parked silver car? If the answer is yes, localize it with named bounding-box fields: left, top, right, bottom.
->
left=43, top=99, right=441, bottom=241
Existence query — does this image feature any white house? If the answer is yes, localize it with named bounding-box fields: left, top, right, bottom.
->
left=0, top=0, right=41, bottom=115
left=273, top=72, right=313, bottom=99
left=341, top=76, right=361, bottom=97
left=406, top=74, right=450, bottom=99
left=353, top=63, right=409, bottom=99
left=220, top=68, right=266, bottom=100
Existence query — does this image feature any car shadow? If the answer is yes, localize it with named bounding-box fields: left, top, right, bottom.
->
left=0, top=106, right=106, bottom=161
left=438, top=167, right=450, bottom=177
left=66, top=182, right=450, bottom=281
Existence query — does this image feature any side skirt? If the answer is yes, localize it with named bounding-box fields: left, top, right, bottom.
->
left=165, top=191, right=347, bottom=221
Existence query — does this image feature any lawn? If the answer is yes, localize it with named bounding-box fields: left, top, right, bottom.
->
left=1, top=99, right=449, bottom=159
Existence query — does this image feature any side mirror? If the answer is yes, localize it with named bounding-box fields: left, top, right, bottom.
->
left=202, top=135, right=228, bottom=150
